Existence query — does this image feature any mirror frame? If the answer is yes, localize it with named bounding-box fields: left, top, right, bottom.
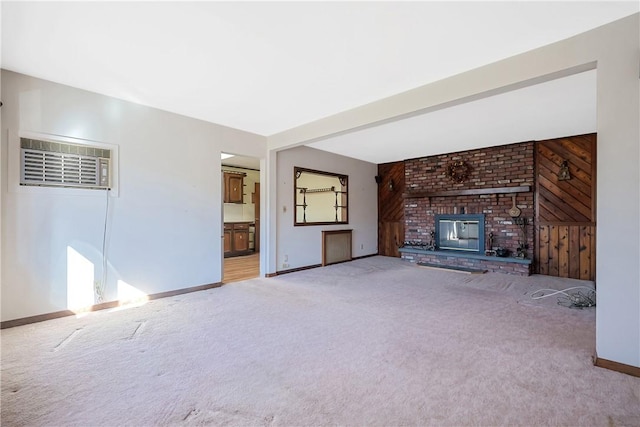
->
left=294, top=166, right=349, bottom=226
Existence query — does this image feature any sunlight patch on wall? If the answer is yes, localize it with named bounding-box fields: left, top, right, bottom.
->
left=117, top=280, right=149, bottom=308
left=66, top=246, right=95, bottom=312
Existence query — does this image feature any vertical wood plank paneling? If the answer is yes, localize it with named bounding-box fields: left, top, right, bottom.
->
left=590, top=226, right=596, bottom=281
left=538, top=225, right=550, bottom=275
left=558, top=225, right=569, bottom=277
left=392, top=222, right=403, bottom=257
left=569, top=226, right=580, bottom=278
left=381, top=222, right=403, bottom=258
left=579, top=226, right=592, bottom=280
left=382, top=223, right=391, bottom=256
left=549, top=225, right=559, bottom=276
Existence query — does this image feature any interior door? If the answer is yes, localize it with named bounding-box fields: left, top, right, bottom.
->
left=536, top=133, right=596, bottom=280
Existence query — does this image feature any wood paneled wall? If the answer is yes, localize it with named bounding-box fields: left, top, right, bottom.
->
left=376, top=133, right=596, bottom=279
left=378, top=161, right=405, bottom=257
left=538, top=225, right=595, bottom=280
left=536, top=134, right=596, bottom=280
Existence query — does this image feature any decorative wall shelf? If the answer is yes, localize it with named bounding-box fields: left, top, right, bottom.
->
left=295, top=167, right=349, bottom=226
left=403, top=185, right=531, bottom=199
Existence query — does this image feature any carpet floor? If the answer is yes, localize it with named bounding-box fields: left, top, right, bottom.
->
left=1, top=256, right=638, bottom=426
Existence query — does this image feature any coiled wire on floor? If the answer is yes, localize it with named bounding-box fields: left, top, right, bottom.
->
left=531, top=286, right=596, bottom=309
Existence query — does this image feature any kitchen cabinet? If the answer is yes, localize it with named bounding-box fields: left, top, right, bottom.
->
left=224, top=222, right=254, bottom=257
left=233, top=223, right=249, bottom=252
left=224, top=172, right=245, bottom=204
left=223, top=224, right=232, bottom=254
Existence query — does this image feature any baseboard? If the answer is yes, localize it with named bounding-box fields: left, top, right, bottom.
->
left=270, top=264, right=322, bottom=276
left=0, top=282, right=222, bottom=329
left=594, top=356, right=640, bottom=378
left=266, top=254, right=378, bottom=277
left=147, top=282, right=222, bottom=300
left=352, top=253, right=378, bottom=260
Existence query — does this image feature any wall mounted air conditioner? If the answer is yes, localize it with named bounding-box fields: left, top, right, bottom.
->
left=20, top=137, right=111, bottom=189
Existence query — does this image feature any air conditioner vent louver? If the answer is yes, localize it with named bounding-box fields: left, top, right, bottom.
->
left=20, top=138, right=111, bottom=189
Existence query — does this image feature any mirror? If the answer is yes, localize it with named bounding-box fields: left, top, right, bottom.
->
left=294, top=167, right=348, bottom=226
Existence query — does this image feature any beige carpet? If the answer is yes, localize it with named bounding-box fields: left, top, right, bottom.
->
left=2, top=256, right=638, bottom=426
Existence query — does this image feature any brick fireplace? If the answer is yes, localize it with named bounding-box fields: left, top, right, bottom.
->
left=399, top=141, right=535, bottom=275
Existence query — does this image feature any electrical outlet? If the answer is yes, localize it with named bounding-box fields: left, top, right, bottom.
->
left=360, top=243, right=364, bottom=250
left=284, top=254, right=288, bottom=262
left=94, top=281, right=104, bottom=303
left=282, top=263, right=289, bottom=269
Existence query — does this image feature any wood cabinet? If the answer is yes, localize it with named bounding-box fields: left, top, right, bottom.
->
left=232, top=223, right=249, bottom=252
left=224, top=222, right=254, bottom=257
left=223, top=225, right=232, bottom=254
left=224, top=172, right=245, bottom=204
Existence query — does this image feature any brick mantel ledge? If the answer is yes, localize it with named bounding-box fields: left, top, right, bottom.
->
left=403, top=185, right=531, bottom=199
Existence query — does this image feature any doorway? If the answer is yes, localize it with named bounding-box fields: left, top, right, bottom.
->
left=221, top=154, right=261, bottom=282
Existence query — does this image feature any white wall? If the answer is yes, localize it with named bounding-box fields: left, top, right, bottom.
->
left=1, top=70, right=266, bottom=321
left=275, top=146, right=377, bottom=271
left=268, top=15, right=640, bottom=368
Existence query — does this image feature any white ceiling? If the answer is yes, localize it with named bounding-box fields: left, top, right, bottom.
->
left=2, top=2, right=638, bottom=165
left=309, top=69, right=597, bottom=163
left=222, top=154, right=261, bottom=171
